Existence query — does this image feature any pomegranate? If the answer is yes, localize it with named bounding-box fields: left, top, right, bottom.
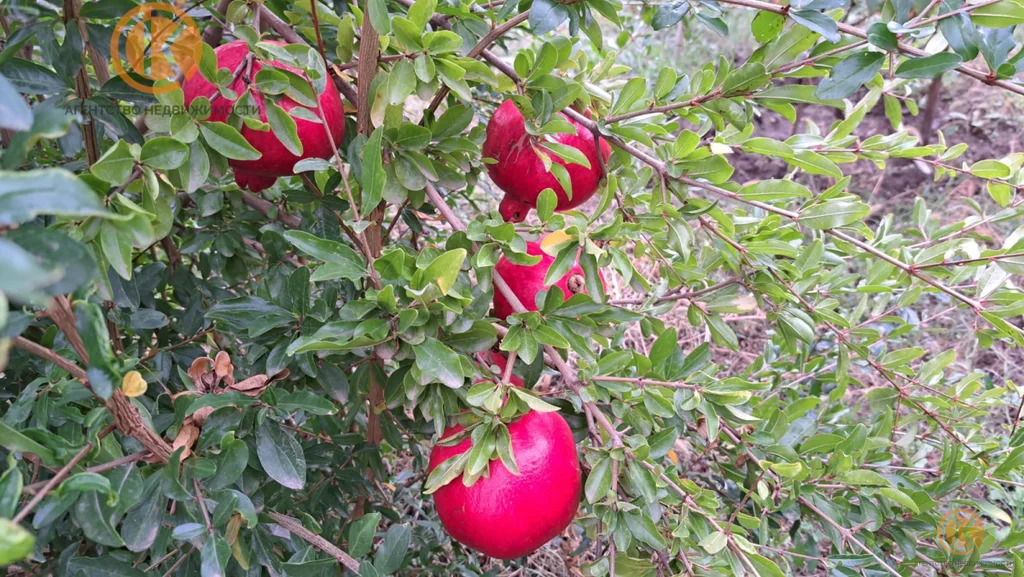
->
left=428, top=410, right=581, bottom=559
left=480, top=351, right=524, bottom=387
left=483, top=100, right=611, bottom=222
left=492, top=241, right=606, bottom=319
left=181, top=40, right=345, bottom=192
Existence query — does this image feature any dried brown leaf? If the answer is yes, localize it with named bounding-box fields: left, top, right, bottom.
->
left=214, top=350, right=235, bottom=387
left=171, top=422, right=200, bottom=461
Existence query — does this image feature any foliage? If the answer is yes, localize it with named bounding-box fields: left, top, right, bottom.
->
left=1, top=0, right=1024, bottom=575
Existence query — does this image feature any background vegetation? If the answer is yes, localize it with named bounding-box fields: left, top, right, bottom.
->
left=1, top=0, right=1023, bottom=574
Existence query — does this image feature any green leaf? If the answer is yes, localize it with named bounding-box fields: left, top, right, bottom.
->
left=66, top=557, right=146, bottom=577
left=970, top=159, right=1011, bottom=179
left=92, top=140, right=137, bottom=184
left=815, top=52, right=884, bottom=100
left=799, top=200, right=870, bottom=229
left=530, top=0, right=570, bottom=34
left=536, top=189, right=557, bottom=222
left=59, top=472, right=112, bottom=497
left=368, top=0, right=392, bottom=34
left=388, top=59, right=417, bottom=105
left=751, top=11, right=785, bottom=43
left=140, top=137, right=189, bottom=170
left=122, top=477, right=165, bottom=552
left=895, top=52, right=964, bottom=79
left=5, top=227, right=97, bottom=300
left=0, top=422, right=57, bottom=467
left=585, top=456, right=612, bottom=503
left=866, top=22, right=898, bottom=51
left=423, top=248, right=466, bottom=295
left=200, top=533, right=229, bottom=577
left=283, top=231, right=364, bottom=265
left=879, top=487, right=920, bottom=513
left=789, top=9, right=840, bottom=42
left=414, top=337, right=464, bottom=389
left=510, top=387, right=561, bottom=412
left=256, top=421, right=306, bottom=490
left=624, top=510, right=669, bottom=549
left=611, top=78, right=647, bottom=116
left=265, top=99, right=303, bottom=157
left=0, top=168, right=108, bottom=225
left=880, top=346, right=925, bottom=368
left=199, top=122, right=262, bottom=161
left=0, top=73, right=32, bottom=131
left=207, top=435, right=249, bottom=490
left=970, top=0, right=1024, bottom=27
left=0, top=463, right=22, bottom=519
left=361, top=126, right=386, bottom=218
left=494, top=423, right=519, bottom=476
left=653, top=0, right=690, bottom=30
left=348, top=511, right=382, bottom=558
left=739, top=179, right=812, bottom=202
left=423, top=452, right=469, bottom=494
left=74, top=491, right=124, bottom=547
left=374, top=524, right=411, bottom=573
left=0, top=58, right=68, bottom=93
left=698, top=530, right=729, bottom=554
left=0, top=520, right=35, bottom=565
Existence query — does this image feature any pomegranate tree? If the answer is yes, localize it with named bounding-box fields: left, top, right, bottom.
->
left=181, top=40, right=345, bottom=192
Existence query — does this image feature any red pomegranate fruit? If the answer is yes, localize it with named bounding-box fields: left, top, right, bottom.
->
left=483, top=100, right=611, bottom=222
left=181, top=40, right=345, bottom=192
left=480, top=351, right=524, bottom=387
left=492, top=241, right=606, bottom=319
left=428, top=410, right=582, bottom=559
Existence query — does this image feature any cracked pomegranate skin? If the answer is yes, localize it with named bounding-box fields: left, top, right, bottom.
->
left=181, top=40, right=345, bottom=192
left=483, top=100, right=611, bottom=222
left=428, top=410, right=582, bottom=559
left=492, top=241, right=605, bottom=320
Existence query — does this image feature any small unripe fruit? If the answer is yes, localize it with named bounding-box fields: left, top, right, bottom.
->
left=492, top=241, right=606, bottom=320
left=483, top=100, right=611, bottom=222
left=428, top=411, right=582, bottom=559
left=181, top=40, right=345, bottom=192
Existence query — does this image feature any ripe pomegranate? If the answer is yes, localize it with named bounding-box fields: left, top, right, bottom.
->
left=492, top=241, right=606, bottom=319
left=181, top=40, right=345, bottom=192
left=428, top=410, right=581, bottom=559
left=480, top=351, right=524, bottom=387
left=483, top=100, right=611, bottom=222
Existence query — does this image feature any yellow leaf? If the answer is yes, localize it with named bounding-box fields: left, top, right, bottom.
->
left=122, top=371, right=147, bottom=397
left=540, top=230, right=575, bottom=257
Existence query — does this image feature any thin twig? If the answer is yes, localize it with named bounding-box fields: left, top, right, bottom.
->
left=267, top=511, right=361, bottom=573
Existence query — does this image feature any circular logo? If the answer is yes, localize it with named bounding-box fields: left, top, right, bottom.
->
left=110, top=2, right=201, bottom=95
left=938, top=508, right=985, bottom=555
